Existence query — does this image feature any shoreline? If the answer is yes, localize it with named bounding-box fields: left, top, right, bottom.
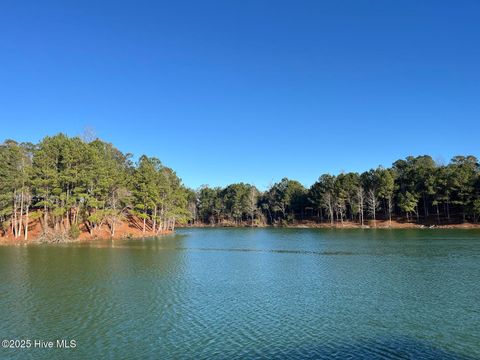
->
left=2, top=220, right=479, bottom=246
left=0, top=230, right=174, bottom=246
left=180, top=220, right=480, bottom=230
left=0, top=219, right=174, bottom=246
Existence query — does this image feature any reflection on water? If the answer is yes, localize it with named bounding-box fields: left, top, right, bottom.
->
left=1, top=228, right=479, bottom=359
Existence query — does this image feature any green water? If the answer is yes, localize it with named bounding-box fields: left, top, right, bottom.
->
left=0, top=228, right=479, bottom=359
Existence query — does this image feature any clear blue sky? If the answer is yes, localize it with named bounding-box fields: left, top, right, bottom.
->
left=0, top=1, right=479, bottom=190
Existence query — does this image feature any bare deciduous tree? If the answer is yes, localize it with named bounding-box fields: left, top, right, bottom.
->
left=366, top=189, right=380, bottom=223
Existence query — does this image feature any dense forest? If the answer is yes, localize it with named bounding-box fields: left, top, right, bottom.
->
left=0, top=134, right=191, bottom=240
left=1, top=134, right=479, bottom=241
left=196, top=156, right=480, bottom=227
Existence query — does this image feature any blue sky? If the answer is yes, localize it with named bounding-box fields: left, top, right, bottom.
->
left=0, top=1, right=479, bottom=190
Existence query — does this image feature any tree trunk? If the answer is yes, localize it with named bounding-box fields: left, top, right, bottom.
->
left=44, top=203, right=48, bottom=232
left=111, top=218, right=116, bottom=237
left=423, top=194, right=428, bottom=218
left=65, top=190, right=70, bottom=230
left=13, top=190, right=18, bottom=237
left=18, top=190, right=24, bottom=238
left=24, top=205, right=29, bottom=240
left=388, top=197, right=392, bottom=227
left=153, top=206, right=157, bottom=233
left=328, top=198, right=333, bottom=226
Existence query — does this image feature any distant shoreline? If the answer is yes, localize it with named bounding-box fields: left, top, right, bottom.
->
left=2, top=221, right=479, bottom=245
left=179, top=220, right=480, bottom=230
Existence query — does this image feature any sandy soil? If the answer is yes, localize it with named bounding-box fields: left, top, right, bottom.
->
left=0, top=217, right=172, bottom=245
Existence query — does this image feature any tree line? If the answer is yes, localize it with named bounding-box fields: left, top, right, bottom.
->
left=1, top=134, right=479, bottom=241
left=193, top=155, right=480, bottom=226
left=0, top=134, right=191, bottom=240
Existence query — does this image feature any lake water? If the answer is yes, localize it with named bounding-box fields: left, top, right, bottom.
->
left=0, top=228, right=479, bottom=359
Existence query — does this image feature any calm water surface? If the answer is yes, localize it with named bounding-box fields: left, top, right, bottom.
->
left=0, top=228, right=479, bottom=359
